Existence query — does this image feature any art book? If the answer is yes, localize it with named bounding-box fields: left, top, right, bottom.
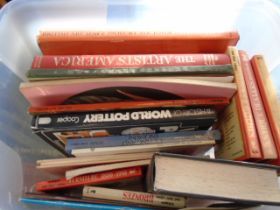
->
left=37, top=31, right=239, bottom=55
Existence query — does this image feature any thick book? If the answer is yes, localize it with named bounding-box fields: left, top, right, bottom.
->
left=37, top=152, right=154, bottom=175
left=82, top=186, right=186, bottom=209
left=19, top=77, right=237, bottom=106
left=65, top=130, right=221, bottom=153
left=38, top=31, right=239, bottom=55
left=36, top=166, right=142, bottom=191
left=239, top=51, right=277, bottom=160
left=31, top=54, right=231, bottom=69
left=28, top=98, right=229, bottom=115
left=147, top=153, right=280, bottom=206
left=66, top=160, right=150, bottom=180
left=216, top=47, right=262, bottom=160
left=251, top=55, right=280, bottom=165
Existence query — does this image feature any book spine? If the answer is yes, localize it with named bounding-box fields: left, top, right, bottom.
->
left=39, top=31, right=239, bottom=40
left=31, top=54, right=231, bottom=69
left=227, top=47, right=262, bottom=159
left=36, top=166, right=142, bottom=191
left=27, top=65, right=233, bottom=79
left=38, top=31, right=239, bottom=55
left=239, top=51, right=277, bottom=159
left=82, top=186, right=186, bottom=209
left=34, top=107, right=217, bottom=129
left=28, top=98, right=229, bottom=115
left=251, top=55, right=280, bottom=162
left=65, top=130, right=221, bottom=152
left=71, top=139, right=215, bottom=157
left=216, top=97, right=247, bottom=160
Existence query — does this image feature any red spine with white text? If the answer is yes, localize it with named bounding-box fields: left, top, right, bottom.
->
left=35, top=166, right=142, bottom=191
left=31, top=54, right=231, bottom=69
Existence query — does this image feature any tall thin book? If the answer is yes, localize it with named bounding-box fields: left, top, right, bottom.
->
left=239, top=51, right=277, bottom=160
left=216, top=47, right=262, bottom=160
left=251, top=55, right=280, bottom=165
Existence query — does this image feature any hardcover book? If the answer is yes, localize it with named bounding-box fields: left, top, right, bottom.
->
left=147, top=153, right=280, bottom=206
left=251, top=55, right=280, bottom=165
left=239, top=51, right=277, bottom=160
left=27, top=66, right=234, bottom=81
left=28, top=54, right=233, bottom=80
left=37, top=31, right=239, bottom=55
left=19, top=77, right=237, bottom=106
left=31, top=54, right=232, bottom=69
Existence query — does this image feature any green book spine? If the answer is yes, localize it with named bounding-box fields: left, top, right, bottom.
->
left=27, top=65, right=233, bottom=80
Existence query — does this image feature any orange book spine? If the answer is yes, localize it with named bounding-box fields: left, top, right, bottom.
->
left=239, top=51, right=277, bottom=160
left=36, top=166, right=142, bottom=191
left=38, top=31, right=239, bottom=55
left=28, top=98, right=229, bottom=115
left=227, top=47, right=262, bottom=159
left=251, top=55, right=280, bottom=164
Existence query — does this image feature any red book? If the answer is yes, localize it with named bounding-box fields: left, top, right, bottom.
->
left=227, top=47, right=262, bottom=159
left=19, top=77, right=236, bottom=107
left=38, top=31, right=239, bottom=55
left=239, top=51, right=277, bottom=160
left=31, top=54, right=231, bottom=69
left=36, top=166, right=142, bottom=192
left=251, top=55, right=280, bottom=164
left=28, top=98, right=229, bottom=115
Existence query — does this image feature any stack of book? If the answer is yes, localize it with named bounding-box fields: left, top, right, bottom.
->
left=18, top=31, right=280, bottom=209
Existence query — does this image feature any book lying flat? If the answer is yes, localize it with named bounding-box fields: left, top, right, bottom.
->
left=19, top=77, right=237, bottom=106
left=37, top=152, right=154, bottom=174
left=28, top=98, right=229, bottom=115
left=82, top=186, right=186, bottom=209
left=38, top=31, right=239, bottom=55
left=71, top=137, right=216, bottom=157
left=147, top=153, right=280, bottom=206
left=66, top=159, right=151, bottom=180
left=36, top=166, right=142, bottom=192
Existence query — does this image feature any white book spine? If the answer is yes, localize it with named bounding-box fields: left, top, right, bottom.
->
left=83, top=186, right=186, bottom=208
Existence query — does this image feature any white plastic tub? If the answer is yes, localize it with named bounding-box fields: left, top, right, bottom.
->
left=0, top=0, right=279, bottom=209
